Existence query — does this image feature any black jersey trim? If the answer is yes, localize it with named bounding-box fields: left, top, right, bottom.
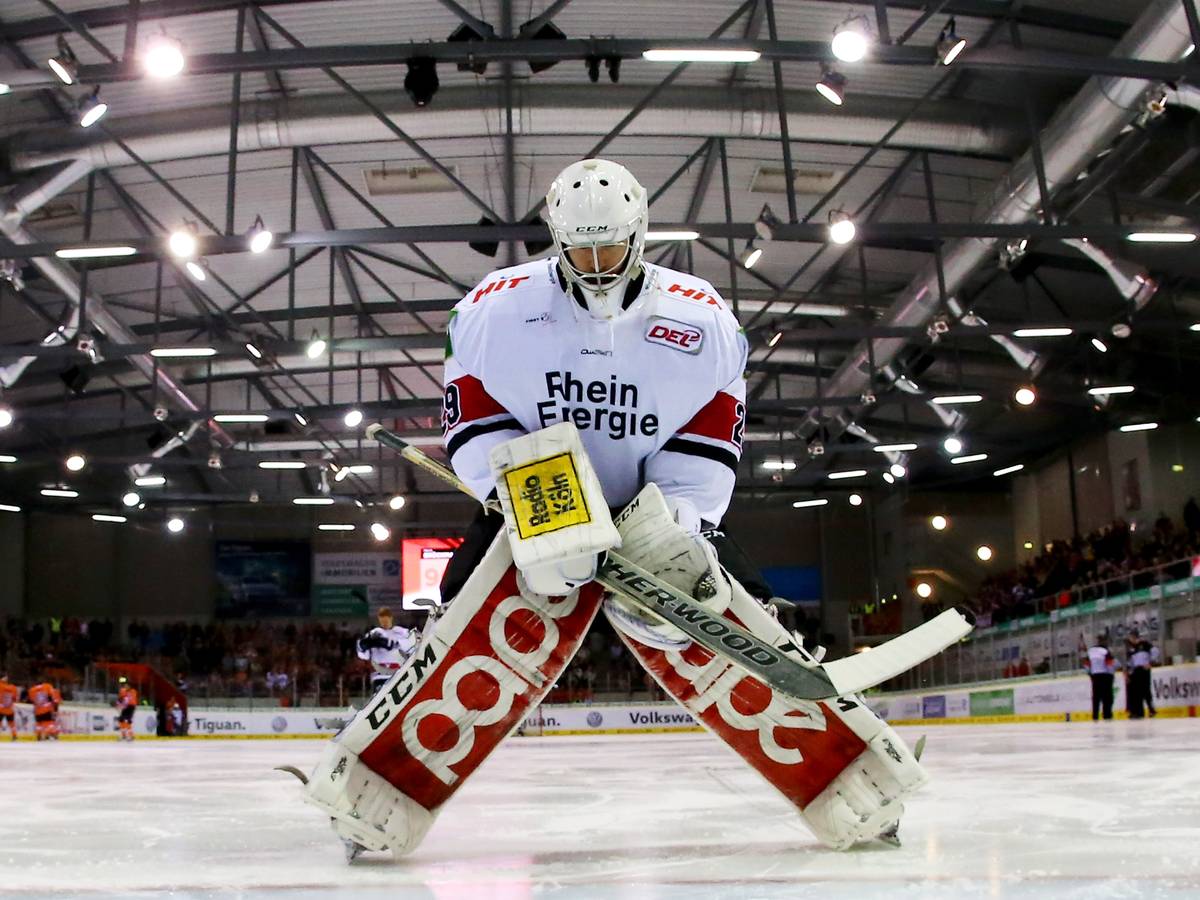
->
left=662, top=437, right=740, bottom=474
left=446, top=418, right=522, bottom=458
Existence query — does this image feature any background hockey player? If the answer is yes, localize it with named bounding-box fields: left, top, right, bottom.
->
left=0, top=674, right=18, bottom=741
left=114, top=676, right=138, bottom=741
left=355, top=607, right=415, bottom=694
left=297, top=158, right=932, bottom=860
left=27, top=680, right=61, bottom=741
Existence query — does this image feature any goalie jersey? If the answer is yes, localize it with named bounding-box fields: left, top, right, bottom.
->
left=442, top=258, right=749, bottom=526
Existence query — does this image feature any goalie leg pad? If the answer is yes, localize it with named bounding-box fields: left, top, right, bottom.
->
left=303, top=532, right=604, bottom=857
left=608, top=559, right=928, bottom=850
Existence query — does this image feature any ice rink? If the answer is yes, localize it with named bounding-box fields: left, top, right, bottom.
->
left=3, top=720, right=1198, bottom=899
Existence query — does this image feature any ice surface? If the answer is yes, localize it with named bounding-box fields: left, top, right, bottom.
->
left=2, top=721, right=1198, bottom=899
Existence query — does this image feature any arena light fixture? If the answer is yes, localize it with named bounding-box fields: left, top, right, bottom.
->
left=993, top=463, right=1024, bottom=477
left=762, top=460, right=797, bottom=471
left=1186, top=43, right=1196, bottom=58
left=48, top=37, right=78, bottom=85
left=792, top=498, right=829, bottom=509
left=831, top=16, right=871, bottom=62
left=247, top=216, right=274, bottom=254
left=828, top=210, right=856, bottom=244
left=741, top=243, right=763, bottom=269
left=916, top=581, right=933, bottom=598
left=767, top=331, right=783, bottom=348
left=294, top=412, right=309, bottom=427
left=951, top=453, right=988, bottom=464
left=150, top=346, right=216, bottom=358
left=814, top=69, right=847, bottom=106
left=1119, top=422, right=1158, bottom=432
left=404, top=58, right=439, bottom=107
left=1013, top=327, right=1072, bottom=337
left=293, top=497, right=335, bottom=505
left=370, top=522, right=391, bottom=542
left=55, top=246, right=137, bottom=259
left=93, top=514, right=127, bottom=523
left=1014, top=386, right=1037, bottom=406
left=942, top=436, right=963, bottom=455
left=0, top=455, right=16, bottom=464
left=1087, top=385, right=1135, bottom=395
left=0, top=83, right=10, bottom=95
left=848, top=493, right=863, bottom=507
left=931, top=394, right=983, bottom=405
left=937, top=18, right=967, bottom=65
left=135, top=475, right=166, bottom=487
left=1189, top=323, right=1200, bottom=332
left=827, top=469, right=867, bottom=480
left=42, top=488, right=79, bottom=498
left=122, top=491, right=141, bottom=507
left=78, top=88, right=108, bottom=128
left=213, top=413, right=269, bottom=423
left=143, top=33, right=186, bottom=78
left=167, top=225, right=198, bottom=259
left=318, top=523, right=355, bottom=531
left=334, top=464, right=373, bottom=482
left=930, top=515, right=948, bottom=531
left=976, top=545, right=994, bottom=561
left=1091, top=337, right=1109, bottom=352
left=881, top=472, right=895, bottom=484
left=185, top=259, right=207, bottom=282
left=305, top=331, right=327, bottom=359
left=0, top=504, right=21, bottom=513
left=245, top=342, right=263, bottom=360
left=344, top=409, right=364, bottom=429
left=890, top=463, right=907, bottom=478
left=166, top=517, right=185, bottom=534
left=642, top=48, right=761, bottom=63
left=1126, top=231, right=1196, bottom=243
left=645, top=230, right=700, bottom=241
left=873, top=442, right=917, bottom=453
left=65, top=453, right=86, bottom=472
left=389, top=495, right=406, bottom=511
left=260, top=460, right=306, bottom=469
left=0, top=407, right=12, bottom=429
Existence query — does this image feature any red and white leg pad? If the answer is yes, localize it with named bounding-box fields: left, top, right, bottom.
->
left=303, top=532, right=604, bottom=857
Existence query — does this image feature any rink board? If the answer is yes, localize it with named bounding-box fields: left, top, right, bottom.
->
left=866, top=661, right=1200, bottom=725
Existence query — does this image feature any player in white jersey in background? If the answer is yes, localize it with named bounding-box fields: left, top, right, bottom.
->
left=298, top=159, right=930, bottom=860
left=355, top=607, right=415, bottom=694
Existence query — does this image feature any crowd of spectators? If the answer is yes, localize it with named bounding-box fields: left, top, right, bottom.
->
left=965, top=501, right=1200, bottom=626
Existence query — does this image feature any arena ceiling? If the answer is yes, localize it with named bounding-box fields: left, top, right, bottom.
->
left=0, top=0, right=1197, bottom=523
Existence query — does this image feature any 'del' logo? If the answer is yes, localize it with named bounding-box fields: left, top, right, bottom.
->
left=645, top=317, right=704, bottom=354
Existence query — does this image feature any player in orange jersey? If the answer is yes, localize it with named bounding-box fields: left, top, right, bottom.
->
left=27, top=681, right=62, bottom=740
left=114, top=677, right=139, bottom=741
left=0, top=674, right=18, bottom=740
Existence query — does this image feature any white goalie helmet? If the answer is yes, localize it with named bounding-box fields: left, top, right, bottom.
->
left=546, top=158, right=649, bottom=320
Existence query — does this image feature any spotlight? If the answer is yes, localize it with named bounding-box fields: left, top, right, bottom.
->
left=344, top=409, right=364, bottom=428
left=1091, top=337, right=1109, bottom=353
left=848, top=493, right=863, bottom=507
left=166, top=517, right=185, bottom=534
left=168, top=225, right=198, bottom=259
left=930, top=515, right=948, bottom=531
left=245, top=342, right=263, bottom=360
left=890, top=463, right=907, bottom=478
left=306, top=331, right=327, bottom=359
left=754, top=204, right=782, bottom=241
left=942, top=436, right=963, bottom=455
left=135, top=475, right=166, bottom=487
left=78, top=88, right=108, bottom=128
left=370, top=522, right=391, bottom=542
left=294, top=412, right=309, bottom=427
left=815, top=68, right=847, bottom=106
left=976, top=545, right=994, bottom=562
left=184, top=259, right=207, bottom=282
left=828, top=210, right=856, bottom=244
left=605, top=56, right=621, bottom=83
left=586, top=55, right=601, bottom=83
left=0, top=84, right=9, bottom=95
left=882, top=471, right=895, bottom=484
left=937, top=18, right=967, bottom=65
left=1111, top=322, right=1132, bottom=339
left=48, top=36, right=78, bottom=85
left=741, top=242, right=763, bottom=269
left=831, top=16, right=871, bottom=63
left=122, top=491, right=141, bottom=507
left=404, top=58, right=439, bottom=107
left=767, top=331, right=783, bottom=348
left=65, top=453, right=86, bottom=472
left=446, top=22, right=489, bottom=74
left=1014, top=386, right=1037, bottom=406
left=143, top=33, right=186, bottom=78
left=0, top=408, right=12, bottom=429
left=388, top=495, right=406, bottom=511
left=916, top=581, right=933, bottom=599
left=247, top=216, right=273, bottom=254
left=523, top=20, right=567, bottom=73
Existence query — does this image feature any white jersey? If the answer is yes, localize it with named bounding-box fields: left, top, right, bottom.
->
left=442, top=258, right=749, bottom=525
left=1086, top=646, right=1113, bottom=674
left=356, top=625, right=415, bottom=669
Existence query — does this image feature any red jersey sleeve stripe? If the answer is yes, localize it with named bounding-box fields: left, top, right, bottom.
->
left=678, top=391, right=742, bottom=444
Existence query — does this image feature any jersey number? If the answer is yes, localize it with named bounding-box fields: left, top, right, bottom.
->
left=442, top=383, right=462, bottom=430
left=731, top=401, right=746, bottom=449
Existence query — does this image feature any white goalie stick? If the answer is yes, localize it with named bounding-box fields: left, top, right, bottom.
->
left=366, top=423, right=973, bottom=701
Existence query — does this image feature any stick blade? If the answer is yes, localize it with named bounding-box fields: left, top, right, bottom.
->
left=823, top=608, right=973, bottom=696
